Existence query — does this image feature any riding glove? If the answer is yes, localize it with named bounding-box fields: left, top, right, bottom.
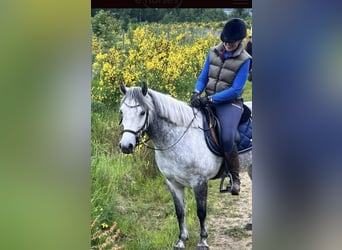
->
left=190, top=91, right=211, bottom=108
left=190, top=91, right=201, bottom=107
left=199, top=96, right=210, bottom=106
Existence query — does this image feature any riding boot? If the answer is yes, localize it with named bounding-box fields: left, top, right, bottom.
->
left=224, top=145, right=240, bottom=195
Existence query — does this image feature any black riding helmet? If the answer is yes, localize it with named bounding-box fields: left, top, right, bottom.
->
left=220, top=18, right=247, bottom=43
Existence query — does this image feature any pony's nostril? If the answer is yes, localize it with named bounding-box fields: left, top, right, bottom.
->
left=119, top=141, right=134, bottom=154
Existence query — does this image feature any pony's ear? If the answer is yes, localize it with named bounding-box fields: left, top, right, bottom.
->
left=119, top=82, right=126, bottom=95
left=141, top=81, right=148, bottom=96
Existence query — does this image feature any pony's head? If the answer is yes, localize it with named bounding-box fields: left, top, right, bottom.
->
left=118, top=82, right=151, bottom=154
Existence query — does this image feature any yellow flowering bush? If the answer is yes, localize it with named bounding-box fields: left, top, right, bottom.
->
left=92, top=22, right=243, bottom=106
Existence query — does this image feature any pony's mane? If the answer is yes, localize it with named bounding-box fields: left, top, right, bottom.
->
left=123, top=87, right=201, bottom=128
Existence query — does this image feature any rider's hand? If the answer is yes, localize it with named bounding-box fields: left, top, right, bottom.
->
left=190, top=91, right=201, bottom=107
left=199, top=96, right=210, bottom=107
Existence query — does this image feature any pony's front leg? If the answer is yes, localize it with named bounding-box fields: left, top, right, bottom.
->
left=194, top=180, right=209, bottom=250
left=166, top=180, right=188, bottom=249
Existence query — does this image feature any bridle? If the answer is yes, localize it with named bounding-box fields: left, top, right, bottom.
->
left=119, top=102, right=149, bottom=146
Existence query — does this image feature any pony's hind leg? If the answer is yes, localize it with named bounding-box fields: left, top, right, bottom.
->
left=166, top=180, right=188, bottom=249
left=194, top=180, right=209, bottom=250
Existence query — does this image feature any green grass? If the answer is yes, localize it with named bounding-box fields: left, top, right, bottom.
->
left=243, top=80, right=253, bottom=101
left=91, top=144, right=203, bottom=249
left=91, top=158, right=200, bottom=248
left=91, top=108, right=198, bottom=248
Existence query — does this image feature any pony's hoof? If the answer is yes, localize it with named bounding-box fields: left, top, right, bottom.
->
left=174, top=239, right=185, bottom=249
left=196, top=241, right=209, bottom=250
left=195, top=246, right=209, bottom=250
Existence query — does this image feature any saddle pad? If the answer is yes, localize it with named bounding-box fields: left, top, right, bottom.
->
left=237, top=118, right=252, bottom=153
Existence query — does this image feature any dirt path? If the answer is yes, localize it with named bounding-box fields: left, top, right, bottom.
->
left=206, top=172, right=252, bottom=250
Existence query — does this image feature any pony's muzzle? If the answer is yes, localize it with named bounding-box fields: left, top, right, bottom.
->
left=119, top=133, right=137, bottom=154
left=119, top=141, right=135, bottom=154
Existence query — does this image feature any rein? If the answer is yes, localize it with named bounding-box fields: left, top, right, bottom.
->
left=142, top=109, right=199, bottom=151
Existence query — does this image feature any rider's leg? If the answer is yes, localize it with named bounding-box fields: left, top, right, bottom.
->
left=224, top=145, right=240, bottom=195
left=215, top=100, right=243, bottom=195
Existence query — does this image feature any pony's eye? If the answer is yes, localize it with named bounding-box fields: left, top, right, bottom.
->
left=140, top=111, right=146, bottom=116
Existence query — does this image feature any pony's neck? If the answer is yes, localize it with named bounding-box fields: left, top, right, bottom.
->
left=144, top=89, right=202, bottom=148
left=146, top=116, right=181, bottom=147
left=148, top=90, right=200, bottom=128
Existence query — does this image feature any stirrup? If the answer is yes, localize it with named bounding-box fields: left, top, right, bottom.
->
left=219, top=172, right=233, bottom=193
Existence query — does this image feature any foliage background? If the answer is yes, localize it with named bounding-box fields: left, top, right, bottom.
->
left=91, top=9, right=252, bottom=107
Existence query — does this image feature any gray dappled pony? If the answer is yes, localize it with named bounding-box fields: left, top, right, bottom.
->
left=119, top=82, right=252, bottom=249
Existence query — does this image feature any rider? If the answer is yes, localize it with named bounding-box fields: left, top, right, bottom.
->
left=190, top=18, right=251, bottom=195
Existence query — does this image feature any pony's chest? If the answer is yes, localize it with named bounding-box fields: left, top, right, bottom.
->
left=155, top=153, right=193, bottom=179
left=156, top=153, right=185, bottom=168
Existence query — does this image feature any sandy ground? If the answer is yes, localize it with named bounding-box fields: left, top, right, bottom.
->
left=206, top=172, right=252, bottom=250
